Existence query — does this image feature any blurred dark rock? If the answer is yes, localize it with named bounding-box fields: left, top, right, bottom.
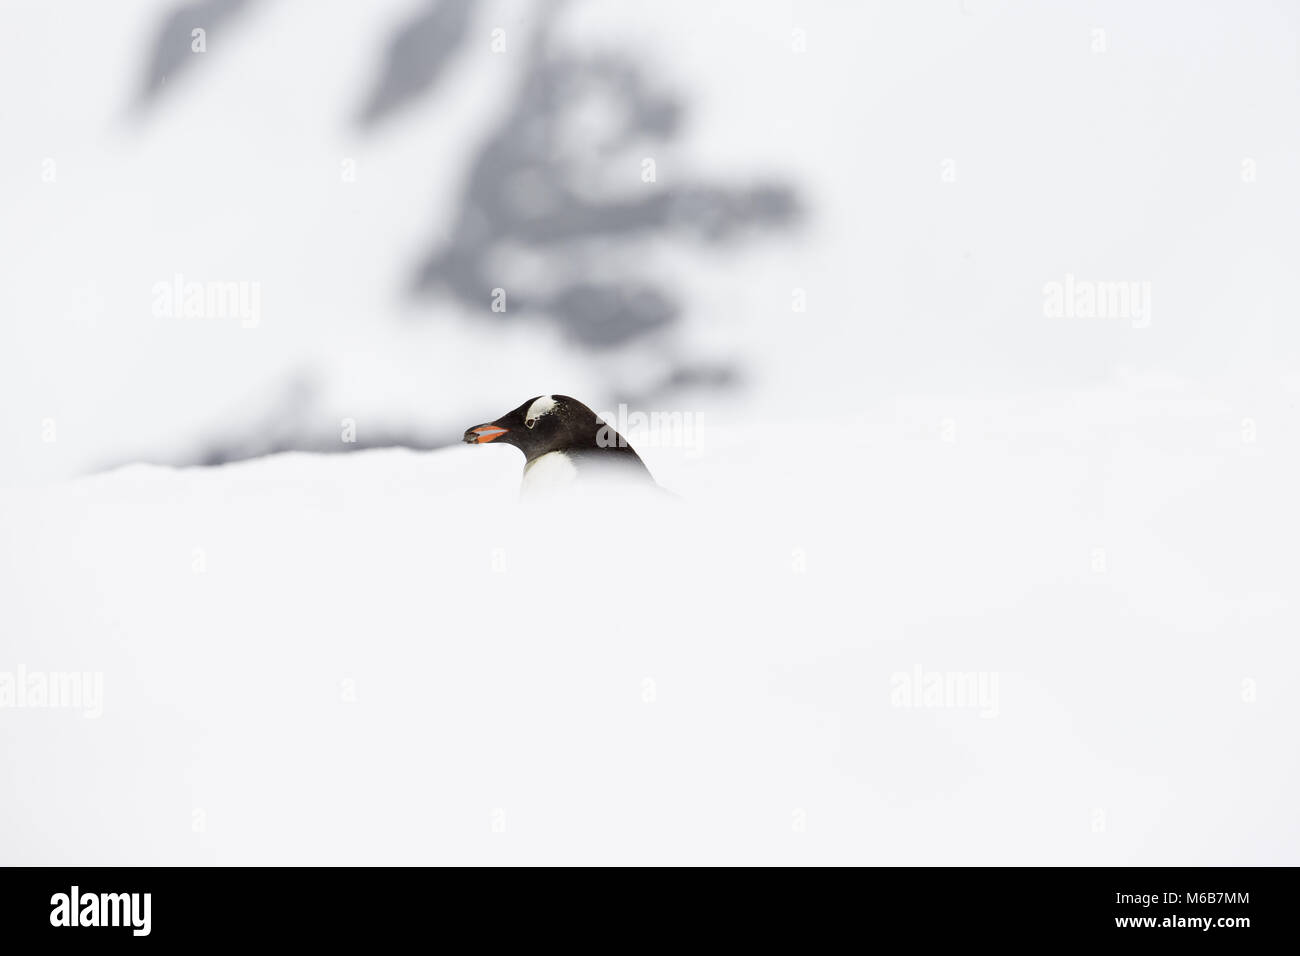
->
left=136, top=0, right=251, bottom=108
left=411, top=14, right=802, bottom=371
left=356, top=0, right=474, bottom=127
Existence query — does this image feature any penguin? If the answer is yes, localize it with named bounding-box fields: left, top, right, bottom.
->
left=463, top=395, right=658, bottom=495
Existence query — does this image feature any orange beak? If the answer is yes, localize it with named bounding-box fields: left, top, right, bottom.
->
left=464, top=425, right=509, bottom=444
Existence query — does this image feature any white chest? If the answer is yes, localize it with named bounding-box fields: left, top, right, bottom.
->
left=521, top=451, right=579, bottom=496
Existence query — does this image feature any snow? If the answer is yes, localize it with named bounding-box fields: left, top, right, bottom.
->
left=3, top=399, right=1296, bottom=864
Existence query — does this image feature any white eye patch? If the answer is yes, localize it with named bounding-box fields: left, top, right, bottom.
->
left=525, top=395, right=559, bottom=426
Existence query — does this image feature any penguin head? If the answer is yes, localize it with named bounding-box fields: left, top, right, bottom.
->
left=463, top=395, right=597, bottom=460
